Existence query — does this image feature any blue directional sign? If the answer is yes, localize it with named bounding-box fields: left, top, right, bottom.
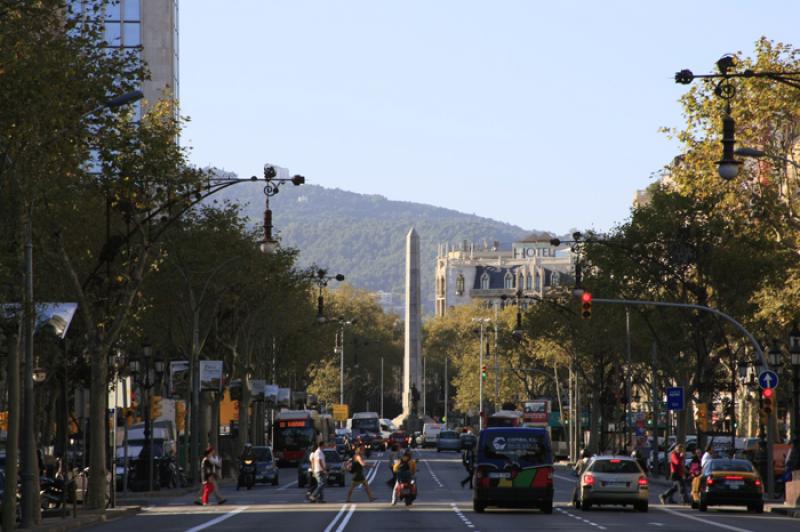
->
left=758, top=370, right=779, bottom=390
left=666, top=386, right=684, bottom=411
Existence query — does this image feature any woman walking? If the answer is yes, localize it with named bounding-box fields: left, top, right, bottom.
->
left=196, top=446, right=226, bottom=505
left=346, top=446, right=377, bottom=503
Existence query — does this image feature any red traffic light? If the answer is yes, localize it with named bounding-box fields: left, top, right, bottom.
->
left=581, top=292, right=592, bottom=303
left=762, top=388, right=774, bottom=399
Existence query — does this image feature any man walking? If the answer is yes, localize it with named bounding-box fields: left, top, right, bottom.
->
left=660, top=443, right=688, bottom=505
left=308, top=442, right=327, bottom=503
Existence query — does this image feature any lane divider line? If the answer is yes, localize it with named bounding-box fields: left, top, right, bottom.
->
left=335, top=504, right=357, bottom=532
left=656, top=506, right=754, bottom=532
left=185, top=506, right=248, bottom=532
left=450, top=503, right=479, bottom=531
left=423, top=460, right=444, bottom=488
left=277, top=480, right=298, bottom=491
left=323, top=504, right=351, bottom=532
left=556, top=507, right=607, bottom=530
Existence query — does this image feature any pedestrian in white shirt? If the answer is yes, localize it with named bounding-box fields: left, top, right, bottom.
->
left=308, top=443, right=327, bottom=503
left=701, top=443, right=713, bottom=470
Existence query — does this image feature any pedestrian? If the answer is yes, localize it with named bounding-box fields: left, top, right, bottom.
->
left=345, top=446, right=377, bottom=503
left=659, top=443, right=688, bottom=505
left=689, top=449, right=702, bottom=504
left=386, top=444, right=400, bottom=487
left=196, top=446, right=226, bottom=505
left=701, top=443, right=713, bottom=469
left=460, top=444, right=475, bottom=488
left=308, top=442, right=327, bottom=503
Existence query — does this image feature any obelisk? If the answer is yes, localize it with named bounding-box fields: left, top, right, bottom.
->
left=403, top=228, right=423, bottom=422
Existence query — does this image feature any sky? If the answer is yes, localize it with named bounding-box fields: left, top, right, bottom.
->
left=179, top=1, right=800, bottom=234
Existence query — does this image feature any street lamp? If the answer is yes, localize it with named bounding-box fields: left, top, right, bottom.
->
left=334, top=318, right=357, bottom=406
left=312, top=268, right=345, bottom=324
left=130, top=342, right=164, bottom=492
left=472, top=317, right=491, bottom=430
left=257, top=165, right=305, bottom=254
left=789, top=324, right=800, bottom=472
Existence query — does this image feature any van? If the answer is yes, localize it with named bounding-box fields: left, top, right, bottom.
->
left=473, top=427, right=554, bottom=514
left=422, top=423, right=442, bottom=447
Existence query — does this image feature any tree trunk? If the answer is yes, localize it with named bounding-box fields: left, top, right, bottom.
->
left=2, top=330, right=20, bottom=531
left=86, top=343, right=108, bottom=510
left=238, top=374, right=251, bottom=456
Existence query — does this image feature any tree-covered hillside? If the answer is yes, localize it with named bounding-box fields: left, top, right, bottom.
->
left=209, top=179, right=543, bottom=313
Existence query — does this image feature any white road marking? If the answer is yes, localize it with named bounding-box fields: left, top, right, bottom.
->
left=323, top=504, right=351, bottom=532
left=556, top=507, right=607, bottom=530
left=276, top=480, right=298, bottom=491
left=656, top=506, right=754, bottom=532
left=184, top=506, right=248, bottom=532
left=335, top=504, right=357, bottom=532
left=450, top=502, right=480, bottom=532
left=423, top=460, right=444, bottom=488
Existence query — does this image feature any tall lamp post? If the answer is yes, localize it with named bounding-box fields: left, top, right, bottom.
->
left=129, top=343, right=164, bottom=492
left=334, top=318, right=357, bottom=405
left=312, top=268, right=345, bottom=324
left=472, top=317, right=491, bottom=430
left=789, top=325, right=800, bottom=473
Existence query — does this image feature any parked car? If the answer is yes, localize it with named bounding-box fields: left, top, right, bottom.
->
left=691, top=458, right=763, bottom=513
left=324, top=449, right=346, bottom=487
left=253, top=446, right=279, bottom=485
left=436, top=431, right=461, bottom=452
left=422, top=423, right=442, bottom=448
left=574, top=456, right=649, bottom=512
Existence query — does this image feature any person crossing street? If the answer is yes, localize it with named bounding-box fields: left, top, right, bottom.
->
left=308, top=442, right=327, bottom=503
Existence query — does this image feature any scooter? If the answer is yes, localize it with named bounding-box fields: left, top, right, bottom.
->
left=237, top=459, right=256, bottom=490
left=395, top=472, right=417, bottom=507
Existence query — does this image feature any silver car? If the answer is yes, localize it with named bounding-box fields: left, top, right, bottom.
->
left=575, top=455, right=649, bottom=512
left=436, top=430, right=461, bottom=452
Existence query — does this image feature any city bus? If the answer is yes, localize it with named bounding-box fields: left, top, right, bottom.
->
left=273, top=410, right=330, bottom=465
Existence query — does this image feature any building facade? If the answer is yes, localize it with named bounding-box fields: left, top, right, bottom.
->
left=434, top=236, right=574, bottom=317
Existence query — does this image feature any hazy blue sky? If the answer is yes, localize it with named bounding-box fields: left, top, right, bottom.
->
left=179, top=1, right=799, bottom=234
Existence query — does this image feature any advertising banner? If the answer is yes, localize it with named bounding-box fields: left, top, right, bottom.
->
left=250, top=379, right=266, bottom=401
left=264, top=385, right=278, bottom=407
left=277, top=387, right=291, bottom=408
left=169, top=360, right=190, bottom=398
left=200, top=360, right=223, bottom=392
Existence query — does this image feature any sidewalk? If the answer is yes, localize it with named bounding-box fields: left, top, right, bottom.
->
left=29, top=506, right=140, bottom=532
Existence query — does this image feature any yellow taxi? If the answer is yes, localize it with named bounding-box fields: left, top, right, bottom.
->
left=691, top=458, right=763, bottom=513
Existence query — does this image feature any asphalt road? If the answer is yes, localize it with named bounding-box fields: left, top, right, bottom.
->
left=93, top=449, right=799, bottom=532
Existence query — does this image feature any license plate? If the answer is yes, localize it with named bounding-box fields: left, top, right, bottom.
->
left=604, top=481, right=626, bottom=487
left=489, top=472, right=511, bottom=479
left=727, top=481, right=743, bottom=489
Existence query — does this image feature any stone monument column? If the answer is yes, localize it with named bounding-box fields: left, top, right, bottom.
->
left=403, top=228, right=423, bottom=421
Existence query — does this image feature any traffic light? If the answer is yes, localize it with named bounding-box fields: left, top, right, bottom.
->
left=762, top=388, right=775, bottom=416
left=580, top=292, right=592, bottom=320
left=0, top=411, right=7, bottom=431
left=176, top=401, right=186, bottom=433
left=481, top=365, right=488, bottom=381
left=150, top=395, right=162, bottom=419
left=695, top=402, right=709, bottom=432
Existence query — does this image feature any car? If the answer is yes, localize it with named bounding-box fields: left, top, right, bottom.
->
left=297, top=451, right=312, bottom=488
left=575, top=456, right=649, bottom=512
left=437, top=431, right=461, bottom=452
left=460, top=432, right=477, bottom=450
left=335, top=436, right=350, bottom=457
left=422, top=423, right=442, bottom=448
left=473, top=427, right=554, bottom=514
left=253, top=446, right=279, bottom=485
left=388, top=432, right=408, bottom=449
left=323, top=449, right=346, bottom=487
left=691, top=458, right=763, bottom=513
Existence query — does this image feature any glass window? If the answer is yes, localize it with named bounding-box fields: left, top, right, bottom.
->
left=124, top=0, right=141, bottom=21
left=480, top=273, right=490, bottom=290
left=105, top=2, right=121, bottom=20
left=526, top=274, right=532, bottom=290
left=504, top=273, right=514, bottom=289
left=535, top=272, right=541, bottom=290
left=710, top=460, right=753, bottom=472
left=456, top=274, right=465, bottom=296
left=123, top=22, right=141, bottom=46
left=551, top=272, right=560, bottom=286
left=589, top=459, right=642, bottom=474
left=104, top=22, right=121, bottom=45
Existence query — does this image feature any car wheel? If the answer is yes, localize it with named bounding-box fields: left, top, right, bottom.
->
left=473, top=500, right=486, bottom=513
left=699, top=499, right=707, bottom=512
left=540, top=501, right=553, bottom=514
left=582, top=501, right=592, bottom=511
left=749, top=503, right=764, bottom=513
left=272, top=476, right=279, bottom=486
left=635, top=502, right=648, bottom=512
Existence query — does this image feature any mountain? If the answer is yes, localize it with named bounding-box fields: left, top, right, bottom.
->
left=208, top=177, right=547, bottom=314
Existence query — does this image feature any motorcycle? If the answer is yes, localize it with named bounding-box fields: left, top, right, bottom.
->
left=237, top=458, right=256, bottom=490
left=394, top=472, right=417, bottom=507
left=40, top=476, right=66, bottom=510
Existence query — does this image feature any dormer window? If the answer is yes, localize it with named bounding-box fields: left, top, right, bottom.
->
left=535, top=271, right=541, bottom=291
left=504, top=272, right=514, bottom=289
left=456, top=274, right=465, bottom=296
left=480, top=272, right=490, bottom=290
left=526, top=273, right=533, bottom=290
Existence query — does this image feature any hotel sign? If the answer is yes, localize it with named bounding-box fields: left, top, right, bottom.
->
left=512, top=242, right=559, bottom=259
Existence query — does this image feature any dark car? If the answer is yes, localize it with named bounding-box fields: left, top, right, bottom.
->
left=692, top=458, right=763, bottom=513
left=323, top=449, right=346, bottom=487
left=253, top=446, right=279, bottom=485
left=473, top=427, right=554, bottom=514
left=297, top=451, right=312, bottom=488
left=388, top=432, right=408, bottom=449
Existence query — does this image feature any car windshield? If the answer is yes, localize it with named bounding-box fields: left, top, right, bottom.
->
left=336, top=436, right=346, bottom=444
left=440, top=431, right=458, bottom=439
left=709, top=460, right=754, bottom=473
left=590, top=459, right=641, bottom=474
left=480, top=431, right=550, bottom=467
left=276, top=427, right=314, bottom=451
left=323, top=450, right=341, bottom=463
left=253, top=447, right=272, bottom=461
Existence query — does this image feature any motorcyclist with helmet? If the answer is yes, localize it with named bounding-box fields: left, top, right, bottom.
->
left=391, top=449, right=417, bottom=506
left=237, top=443, right=256, bottom=490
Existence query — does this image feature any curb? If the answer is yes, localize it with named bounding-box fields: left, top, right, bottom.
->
left=30, top=506, right=140, bottom=532
left=116, top=485, right=198, bottom=504
left=769, top=505, right=800, bottom=518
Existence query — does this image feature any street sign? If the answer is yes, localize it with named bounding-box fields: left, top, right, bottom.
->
left=666, top=386, right=684, bottom=411
left=758, top=370, right=779, bottom=390
left=332, top=403, right=349, bottom=421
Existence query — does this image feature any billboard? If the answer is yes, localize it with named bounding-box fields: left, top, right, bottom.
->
left=277, top=388, right=291, bottom=408
left=264, top=385, right=278, bottom=407
left=200, top=360, right=223, bottom=392
left=169, top=360, right=190, bottom=398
